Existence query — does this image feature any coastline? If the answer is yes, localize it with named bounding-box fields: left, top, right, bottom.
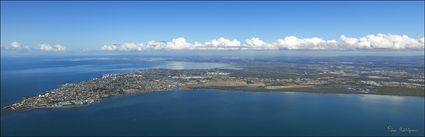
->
left=3, top=68, right=424, bottom=112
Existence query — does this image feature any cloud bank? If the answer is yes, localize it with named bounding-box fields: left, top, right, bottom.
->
left=1, top=42, right=67, bottom=52
left=100, top=37, right=246, bottom=51
left=100, top=34, right=424, bottom=51
left=1, top=41, right=30, bottom=50
left=340, top=34, right=424, bottom=49
left=3, top=33, right=423, bottom=52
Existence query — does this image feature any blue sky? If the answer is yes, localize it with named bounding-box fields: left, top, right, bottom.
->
left=1, top=1, right=424, bottom=50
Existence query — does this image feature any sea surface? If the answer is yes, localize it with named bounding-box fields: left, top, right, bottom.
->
left=1, top=53, right=424, bottom=136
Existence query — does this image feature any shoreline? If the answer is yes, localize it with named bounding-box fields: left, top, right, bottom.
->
left=187, top=86, right=425, bottom=97
left=3, top=87, right=423, bottom=113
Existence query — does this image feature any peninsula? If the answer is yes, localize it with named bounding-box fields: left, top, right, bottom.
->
left=3, top=66, right=424, bottom=111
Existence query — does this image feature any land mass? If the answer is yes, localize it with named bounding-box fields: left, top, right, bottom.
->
left=3, top=66, right=424, bottom=111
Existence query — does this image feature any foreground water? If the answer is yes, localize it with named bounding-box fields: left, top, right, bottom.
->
left=1, top=53, right=424, bottom=136
left=2, top=90, right=424, bottom=136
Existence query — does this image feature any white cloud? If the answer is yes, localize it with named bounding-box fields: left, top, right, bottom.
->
left=39, top=44, right=66, bottom=52
left=245, top=37, right=267, bottom=47
left=166, top=37, right=192, bottom=50
left=1, top=41, right=31, bottom=50
left=340, top=34, right=424, bottom=49
left=10, top=41, right=22, bottom=49
left=205, top=37, right=241, bottom=47
left=120, top=43, right=143, bottom=51
left=194, top=37, right=242, bottom=50
left=244, top=37, right=276, bottom=50
left=145, top=41, right=167, bottom=50
left=275, top=36, right=338, bottom=50
left=100, top=44, right=119, bottom=51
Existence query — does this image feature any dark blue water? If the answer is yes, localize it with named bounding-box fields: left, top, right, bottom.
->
left=1, top=54, right=424, bottom=136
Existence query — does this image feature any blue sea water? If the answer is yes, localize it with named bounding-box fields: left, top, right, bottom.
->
left=1, top=53, right=424, bottom=136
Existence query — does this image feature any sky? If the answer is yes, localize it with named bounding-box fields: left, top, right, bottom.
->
left=1, top=1, right=424, bottom=51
